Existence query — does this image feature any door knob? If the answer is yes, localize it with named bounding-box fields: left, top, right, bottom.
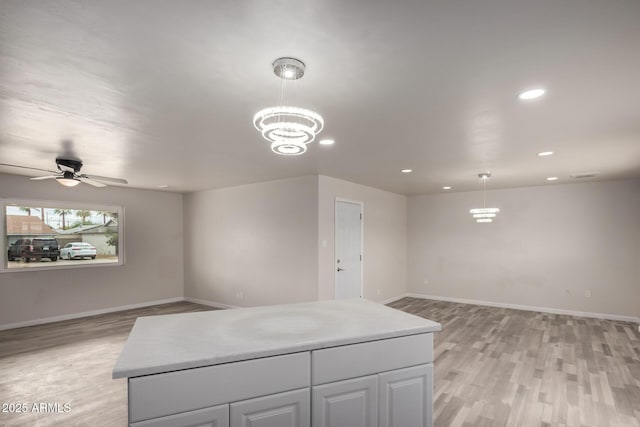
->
left=337, top=267, right=344, bottom=272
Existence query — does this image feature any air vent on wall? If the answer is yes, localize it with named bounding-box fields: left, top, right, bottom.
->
left=570, top=172, right=599, bottom=179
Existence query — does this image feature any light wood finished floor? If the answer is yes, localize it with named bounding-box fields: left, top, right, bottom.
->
left=388, top=298, right=640, bottom=427
left=0, top=302, right=214, bottom=427
left=1, top=298, right=639, bottom=426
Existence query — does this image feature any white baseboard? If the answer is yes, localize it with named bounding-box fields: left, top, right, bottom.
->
left=0, top=297, right=184, bottom=331
left=184, top=296, right=239, bottom=310
left=403, top=293, right=640, bottom=323
left=3, top=293, right=635, bottom=331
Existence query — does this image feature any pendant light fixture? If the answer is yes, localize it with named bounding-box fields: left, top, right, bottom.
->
left=470, top=172, right=500, bottom=223
left=253, top=57, right=324, bottom=156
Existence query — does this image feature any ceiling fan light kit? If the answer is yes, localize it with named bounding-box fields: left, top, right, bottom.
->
left=470, top=172, right=500, bottom=223
left=253, top=57, right=324, bottom=156
left=57, top=171, right=81, bottom=187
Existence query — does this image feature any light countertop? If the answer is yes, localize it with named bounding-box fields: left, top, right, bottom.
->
left=113, top=298, right=441, bottom=379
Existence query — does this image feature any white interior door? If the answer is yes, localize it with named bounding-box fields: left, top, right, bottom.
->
left=335, top=200, right=363, bottom=299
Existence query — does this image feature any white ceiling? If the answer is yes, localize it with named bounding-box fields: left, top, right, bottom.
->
left=1, top=0, right=639, bottom=194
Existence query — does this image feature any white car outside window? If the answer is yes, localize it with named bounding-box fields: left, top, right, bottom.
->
left=60, top=242, right=97, bottom=260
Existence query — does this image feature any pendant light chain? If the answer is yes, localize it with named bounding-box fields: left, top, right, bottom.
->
left=277, top=72, right=286, bottom=124
left=483, top=177, right=486, bottom=209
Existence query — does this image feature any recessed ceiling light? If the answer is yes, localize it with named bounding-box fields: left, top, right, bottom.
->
left=518, top=88, right=546, bottom=100
left=158, top=184, right=169, bottom=188
left=571, top=172, right=598, bottom=179
left=319, top=139, right=335, bottom=145
left=537, top=151, right=554, bottom=157
left=546, top=177, right=558, bottom=181
left=442, top=186, right=452, bottom=190
left=401, top=169, right=412, bottom=173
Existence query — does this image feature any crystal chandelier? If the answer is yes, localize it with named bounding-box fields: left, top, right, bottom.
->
left=253, top=57, right=324, bottom=155
left=470, top=172, right=500, bottom=223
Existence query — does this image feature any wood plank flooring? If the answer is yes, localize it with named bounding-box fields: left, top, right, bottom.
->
left=0, top=302, right=214, bottom=427
left=1, top=298, right=639, bottom=426
left=388, top=297, right=640, bottom=427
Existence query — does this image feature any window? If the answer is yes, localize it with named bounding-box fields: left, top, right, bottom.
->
left=1, top=199, right=124, bottom=272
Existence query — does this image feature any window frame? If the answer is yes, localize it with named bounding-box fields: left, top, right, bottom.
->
left=1, top=198, right=125, bottom=273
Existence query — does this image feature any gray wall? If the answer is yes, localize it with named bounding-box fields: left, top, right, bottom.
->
left=184, top=176, right=319, bottom=307
left=318, top=176, right=407, bottom=302
left=4, top=171, right=637, bottom=325
left=183, top=175, right=408, bottom=307
left=0, top=173, right=184, bottom=326
left=408, top=179, right=640, bottom=318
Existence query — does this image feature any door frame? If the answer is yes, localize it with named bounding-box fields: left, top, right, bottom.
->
left=334, top=197, right=364, bottom=299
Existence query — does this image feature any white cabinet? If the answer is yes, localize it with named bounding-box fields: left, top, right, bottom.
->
left=130, top=404, right=229, bottom=427
left=379, top=365, right=433, bottom=427
left=312, top=334, right=433, bottom=385
left=230, top=388, right=310, bottom=427
left=310, top=334, right=434, bottom=427
left=311, top=364, right=433, bottom=427
left=125, top=334, right=436, bottom=427
left=128, top=353, right=310, bottom=424
left=312, top=375, right=378, bottom=427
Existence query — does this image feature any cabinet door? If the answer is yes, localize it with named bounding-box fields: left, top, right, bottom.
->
left=230, top=388, right=310, bottom=427
left=312, top=375, right=377, bottom=427
left=130, top=403, right=229, bottom=427
left=379, top=364, right=433, bottom=427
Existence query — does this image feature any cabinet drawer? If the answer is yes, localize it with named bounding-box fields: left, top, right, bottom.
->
left=129, top=352, right=310, bottom=423
left=311, top=334, right=432, bottom=385
left=130, top=403, right=229, bottom=427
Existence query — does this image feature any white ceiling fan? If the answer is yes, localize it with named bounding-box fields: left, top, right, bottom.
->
left=0, top=158, right=128, bottom=188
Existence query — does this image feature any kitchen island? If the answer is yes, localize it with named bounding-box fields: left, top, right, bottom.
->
left=113, top=298, right=441, bottom=427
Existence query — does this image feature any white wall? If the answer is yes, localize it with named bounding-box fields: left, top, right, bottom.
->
left=408, top=179, right=640, bottom=318
left=0, top=173, right=184, bottom=326
left=318, top=175, right=407, bottom=302
left=5, top=170, right=634, bottom=326
left=184, top=176, right=319, bottom=307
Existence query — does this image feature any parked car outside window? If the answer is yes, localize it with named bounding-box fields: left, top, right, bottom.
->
left=59, top=242, right=97, bottom=260
left=7, top=238, right=60, bottom=262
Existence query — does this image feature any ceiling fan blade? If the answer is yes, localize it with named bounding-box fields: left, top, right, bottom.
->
left=30, top=175, right=60, bottom=181
left=0, top=163, right=58, bottom=174
left=82, top=174, right=128, bottom=185
left=78, top=176, right=107, bottom=187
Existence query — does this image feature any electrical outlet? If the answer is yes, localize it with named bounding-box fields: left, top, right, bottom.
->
left=584, top=290, right=591, bottom=298
left=376, top=289, right=381, bottom=296
left=423, top=278, right=429, bottom=285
